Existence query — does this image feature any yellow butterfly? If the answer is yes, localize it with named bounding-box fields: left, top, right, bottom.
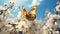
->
left=22, top=6, right=38, bottom=20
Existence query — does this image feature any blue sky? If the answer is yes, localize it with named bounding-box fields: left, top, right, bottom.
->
left=37, top=0, right=57, bottom=19
left=0, top=0, right=57, bottom=20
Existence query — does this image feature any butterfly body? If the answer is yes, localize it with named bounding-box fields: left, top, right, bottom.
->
left=26, top=14, right=36, bottom=21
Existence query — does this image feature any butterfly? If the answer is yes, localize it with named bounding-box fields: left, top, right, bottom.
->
left=22, top=6, right=38, bottom=21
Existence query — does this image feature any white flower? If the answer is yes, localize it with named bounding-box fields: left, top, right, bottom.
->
left=4, top=2, right=8, bottom=6
left=56, top=4, right=60, bottom=11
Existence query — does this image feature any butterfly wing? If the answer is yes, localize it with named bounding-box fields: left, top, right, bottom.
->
left=28, top=6, right=38, bottom=15
left=22, top=6, right=27, bottom=15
